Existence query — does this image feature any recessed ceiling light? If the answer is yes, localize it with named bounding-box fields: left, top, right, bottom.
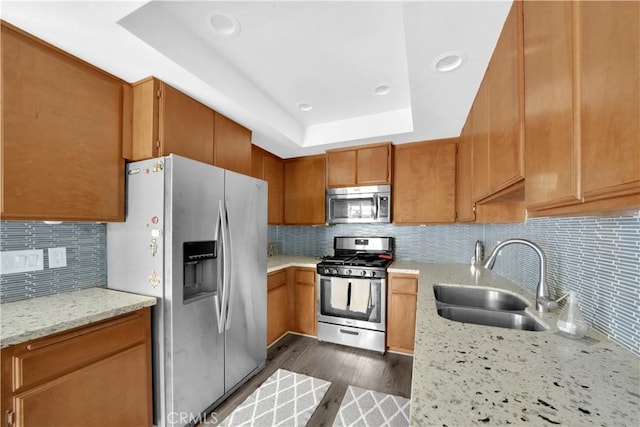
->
left=374, top=85, right=391, bottom=96
left=209, top=10, right=241, bottom=38
left=432, top=51, right=466, bottom=72
left=297, top=102, right=313, bottom=112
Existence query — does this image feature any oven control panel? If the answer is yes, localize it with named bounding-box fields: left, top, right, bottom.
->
left=316, top=265, right=385, bottom=278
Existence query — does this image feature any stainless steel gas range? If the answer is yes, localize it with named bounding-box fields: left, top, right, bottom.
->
left=316, top=236, right=393, bottom=353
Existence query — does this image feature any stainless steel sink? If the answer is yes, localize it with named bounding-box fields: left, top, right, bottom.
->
left=433, top=285, right=528, bottom=311
left=437, top=305, right=546, bottom=332
left=433, top=285, right=546, bottom=332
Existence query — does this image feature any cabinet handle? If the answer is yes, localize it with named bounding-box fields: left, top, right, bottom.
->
left=6, top=410, right=14, bottom=426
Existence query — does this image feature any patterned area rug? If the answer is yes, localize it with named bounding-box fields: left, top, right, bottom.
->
left=332, top=386, right=410, bottom=427
left=220, top=369, right=331, bottom=427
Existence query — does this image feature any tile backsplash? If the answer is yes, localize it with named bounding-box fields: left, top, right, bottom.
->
left=0, top=221, right=107, bottom=303
left=270, top=211, right=640, bottom=356
left=3, top=212, right=638, bottom=356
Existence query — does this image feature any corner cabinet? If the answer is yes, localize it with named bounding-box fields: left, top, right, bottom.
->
left=1, top=22, right=125, bottom=222
left=284, top=155, right=326, bottom=225
left=0, top=308, right=152, bottom=427
left=393, top=139, right=457, bottom=224
left=386, top=273, right=418, bottom=354
left=524, top=0, right=640, bottom=216
left=326, top=142, right=392, bottom=187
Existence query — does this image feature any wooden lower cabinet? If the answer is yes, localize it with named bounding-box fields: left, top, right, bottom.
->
left=267, top=270, right=290, bottom=345
left=0, top=308, right=152, bottom=427
left=266, top=267, right=317, bottom=344
left=386, top=273, right=418, bottom=354
left=293, top=268, right=317, bottom=336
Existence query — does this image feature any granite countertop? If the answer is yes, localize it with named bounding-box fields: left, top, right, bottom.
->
left=399, top=262, right=640, bottom=426
left=0, top=287, right=156, bottom=348
left=267, top=255, right=321, bottom=272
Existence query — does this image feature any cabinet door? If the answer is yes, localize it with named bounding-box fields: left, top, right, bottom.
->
left=284, top=155, right=326, bottom=225
left=250, top=144, right=264, bottom=179
left=267, top=270, right=289, bottom=345
left=1, top=23, right=124, bottom=222
left=214, top=112, right=252, bottom=176
left=293, top=268, right=316, bottom=336
left=471, top=80, right=491, bottom=201
left=456, top=122, right=476, bottom=222
left=263, top=153, right=284, bottom=224
left=393, top=139, right=457, bottom=224
left=357, top=144, right=391, bottom=185
left=387, top=274, right=417, bottom=353
left=524, top=1, right=580, bottom=210
left=327, top=150, right=357, bottom=187
left=579, top=1, right=640, bottom=202
left=489, top=2, right=524, bottom=192
left=160, top=83, right=214, bottom=165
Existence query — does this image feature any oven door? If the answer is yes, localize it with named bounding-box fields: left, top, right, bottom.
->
left=317, top=274, right=386, bottom=331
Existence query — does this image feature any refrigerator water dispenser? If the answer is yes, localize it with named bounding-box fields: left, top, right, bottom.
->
left=183, top=241, right=217, bottom=302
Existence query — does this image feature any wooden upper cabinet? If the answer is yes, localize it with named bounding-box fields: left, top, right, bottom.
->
left=524, top=0, right=580, bottom=210
left=524, top=0, right=640, bottom=215
left=488, top=1, right=524, bottom=192
left=326, top=142, right=392, bottom=187
left=284, top=155, right=326, bottom=225
left=1, top=22, right=125, bottom=222
left=456, top=120, right=476, bottom=223
left=251, top=145, right=284, bottom=224
left=214, top=112, right=252, bottom=176
left=130, top=77, right=215, bottom=165
left=579, top=1, right=640, bottom=203
left=471, top=80, right=491, bottom=202
left=393, top=139, right=457, bottom=224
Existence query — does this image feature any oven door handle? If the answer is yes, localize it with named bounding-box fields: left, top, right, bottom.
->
left=339, top=328, right=360, bottom=336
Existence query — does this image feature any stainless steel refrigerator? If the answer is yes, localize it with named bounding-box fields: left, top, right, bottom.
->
left=107, top=154, right=267, bottom=427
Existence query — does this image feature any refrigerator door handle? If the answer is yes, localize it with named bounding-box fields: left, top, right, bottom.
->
left=223, top=200, right=233, bottom=331
left=213, top=200, right=227, bottom=335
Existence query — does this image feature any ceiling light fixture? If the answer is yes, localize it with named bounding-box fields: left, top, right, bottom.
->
left=297, top=102, right=313, bottom=112
left=374, top=85, right=391, bottom=96
left=432, top=51, right=466, bottom=72
left=209, top=10, right=241, bottom=38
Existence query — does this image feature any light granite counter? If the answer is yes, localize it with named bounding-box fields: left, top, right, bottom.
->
left=397, top=262, right=639, bottom=426
left=267, top=255, right=321, bottom=273
left=0, top=287, right=156, bottom=348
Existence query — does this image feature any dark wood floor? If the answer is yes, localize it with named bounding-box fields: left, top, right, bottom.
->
left=210, top=334, right=414, bottom=426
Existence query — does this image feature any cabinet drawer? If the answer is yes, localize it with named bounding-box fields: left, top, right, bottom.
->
left=390, top=276, right=418, bottom=294
left=267, top=269, right=288, bottom=291
left=295, top=268, right=316, bottom=285
left=10, top=309, right=149, bottom=392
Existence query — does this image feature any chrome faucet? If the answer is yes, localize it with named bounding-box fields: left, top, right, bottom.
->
left=482, top=239, right=557, bottom=312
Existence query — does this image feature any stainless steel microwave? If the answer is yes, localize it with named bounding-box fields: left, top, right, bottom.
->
left=326, top=185, right=391, bottom=224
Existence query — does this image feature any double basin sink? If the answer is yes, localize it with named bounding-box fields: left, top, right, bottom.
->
left=434, top=285, right=546, bottom=332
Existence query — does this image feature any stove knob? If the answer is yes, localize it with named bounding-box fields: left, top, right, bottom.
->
left=347, top=269, right=352, bottom=275
left=360, top=271, right=366, bottom=277
left=332, top=268, right=338, bottom=275
left=371, top=271, right=377, bottom=278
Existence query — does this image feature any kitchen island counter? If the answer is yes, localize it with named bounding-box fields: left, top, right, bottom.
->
left=397, top=261, right=639, bottom=426
left=0, top=287, right=156, bottom=348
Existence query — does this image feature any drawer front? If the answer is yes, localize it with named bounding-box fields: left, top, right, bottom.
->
left=390, top=276, right=418, bottom=294
left=12, top=309, right=149, bottom=392
left=267, top=269, right=288, bottom=291
left=295, top=268, right=316, bottom=285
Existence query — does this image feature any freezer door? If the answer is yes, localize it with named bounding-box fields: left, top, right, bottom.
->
left=165, top=155, right=226, bottom=425
left=223, top=171, right=267, bottom=392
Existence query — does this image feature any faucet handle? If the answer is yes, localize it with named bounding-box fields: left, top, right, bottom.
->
left=536, top=296, right=558, bottom=312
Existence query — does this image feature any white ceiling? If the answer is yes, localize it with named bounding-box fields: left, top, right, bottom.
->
left=1, top=0, right=512, bottom=159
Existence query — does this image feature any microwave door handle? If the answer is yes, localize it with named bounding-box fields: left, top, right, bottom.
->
left=374, top=194, right=379, bottom=219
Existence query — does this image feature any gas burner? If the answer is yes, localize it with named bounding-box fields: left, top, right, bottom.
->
left=317, top=237, right=394, bottom=278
